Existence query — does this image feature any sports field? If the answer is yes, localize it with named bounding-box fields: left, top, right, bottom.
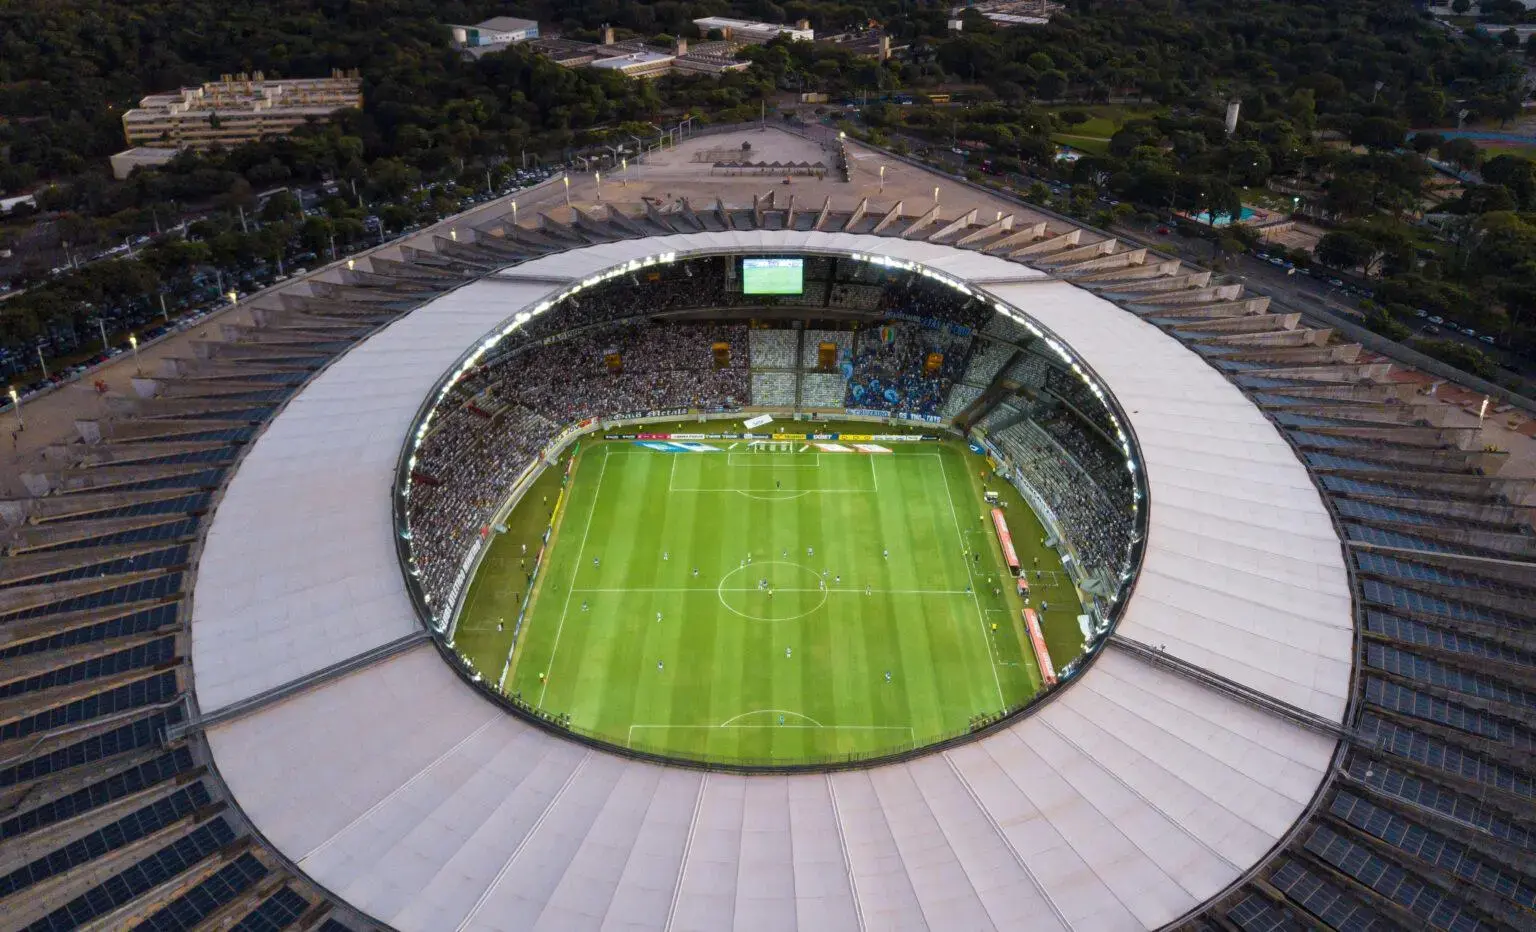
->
left=455, top=429, right=1082, bottom=766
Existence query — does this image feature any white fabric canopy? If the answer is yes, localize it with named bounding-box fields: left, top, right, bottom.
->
left=197, top=232, right=1350, bottom=931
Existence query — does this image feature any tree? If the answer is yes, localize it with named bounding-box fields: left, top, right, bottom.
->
left=1409, top=132, right=1444, bottom=154
left=1036, top=71, right=1068, bottom=102
left=1452, top=0, right=1471, bottom=12
left=1350, top=116, right=1408, bottom=151
left=1483, top=155, right=1536, bottom=208
left=1437, top=138, right=1483, bottom=171
left=1317, top=230, right=1374, bottom=271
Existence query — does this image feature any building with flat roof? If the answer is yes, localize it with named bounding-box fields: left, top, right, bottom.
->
left=589, top=50, right=676, bottom=79
left=693, top=16, right=814, bottom=42
left=108, top=146, right=181, bottom=179
left=121, top=69, right=362, bottom=149
left=449, top=16, right=539, bottom=52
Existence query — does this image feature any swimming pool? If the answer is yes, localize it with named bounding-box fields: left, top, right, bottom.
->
left=1189, top=207, right=1259, bottom=227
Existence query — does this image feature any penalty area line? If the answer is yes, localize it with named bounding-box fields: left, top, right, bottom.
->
left=571, top=586, right=974, bottom=594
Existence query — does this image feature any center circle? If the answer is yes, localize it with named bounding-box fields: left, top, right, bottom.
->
left=715, top=560, right=829, bottom=621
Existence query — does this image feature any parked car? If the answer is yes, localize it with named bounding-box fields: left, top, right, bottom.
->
left=1428, top=316, right=1444, bottom=325
left=1480, top=335, right=1496, bottom=345
left=1414, top=309, right=1428, bottom=318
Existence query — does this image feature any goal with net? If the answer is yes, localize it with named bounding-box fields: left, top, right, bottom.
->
left=746, top=441, right=796, bottom=454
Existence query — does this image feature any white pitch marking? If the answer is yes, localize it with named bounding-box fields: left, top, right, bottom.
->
left=537, top=446, right=609, bottom=707
left=935, top=448, right=1007, bottom=706
left=572, top=587, right=972, bottom=594
left=720, top=709, right=824, bottom=727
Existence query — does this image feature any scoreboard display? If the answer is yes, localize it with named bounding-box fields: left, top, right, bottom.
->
left=742, top=257, right=804, bottom=295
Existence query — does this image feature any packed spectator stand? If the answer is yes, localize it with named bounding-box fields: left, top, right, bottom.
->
left=403, top=261, right=1142, bottom=638
left=409, top=320, right=747, bottom=607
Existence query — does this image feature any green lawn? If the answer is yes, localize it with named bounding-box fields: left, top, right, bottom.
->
left=1050, top=134, right=1112, bottom=156
left=454, top=432, right=1083, bottom=767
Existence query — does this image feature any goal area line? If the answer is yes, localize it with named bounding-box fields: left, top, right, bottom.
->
left=627, top=724, right=916, bottom=737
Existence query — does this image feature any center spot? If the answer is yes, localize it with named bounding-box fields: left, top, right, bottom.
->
left=715, top=560, right=829, bottom=622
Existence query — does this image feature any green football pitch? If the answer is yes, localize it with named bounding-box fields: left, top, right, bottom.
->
left=453, top=432, right=1082, bottom=766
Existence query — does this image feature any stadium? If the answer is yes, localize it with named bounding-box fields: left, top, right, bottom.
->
left=1, top=129, right=1534, bottom=932
left=403, top=251, right=1148, bottom=769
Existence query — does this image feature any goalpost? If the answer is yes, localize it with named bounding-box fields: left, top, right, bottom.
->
left=746, top=441, right=796, bottom=454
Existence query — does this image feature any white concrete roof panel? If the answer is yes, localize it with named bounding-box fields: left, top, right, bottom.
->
left=198, top=231, right=1348, bottom=932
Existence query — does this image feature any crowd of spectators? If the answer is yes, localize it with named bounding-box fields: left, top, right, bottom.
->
left=876, top=278, right=991, bottom=331
left=993, top=419, right=1134, bottom=581
left=942, top=383, right=984, bottom=419
left=844, top=322, right=971, bottom=417
left=1045, top=367, right=1118, bottom=436
left=407, top=320, right=748, bottom=610
left=405, top=258, right=1016, bottom=611
left=982, top=312, right=1033, bottom=345
left=1004, top=353, right=1049, bottom=389
left=1037, top=408, right=1133, bottom=502
left=960, top=340, right=1017, bottom=388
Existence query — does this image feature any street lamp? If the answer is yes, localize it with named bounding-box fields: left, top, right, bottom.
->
left=595, top=171, right=602, bottom=201
left=563, top=175, right=571, bottom=206
left=879, top=164, right=886, bottom=193
left=227, top=290, right=238, bottom=306
left=622, top=157, right=628, bottom=186
left=8, top=387, right=21, bottom=430
left=933, top=186, right=940, bottom=205
left=511, top=200, right=518, bottom=227
left=129, top=333, right=140, bottom=374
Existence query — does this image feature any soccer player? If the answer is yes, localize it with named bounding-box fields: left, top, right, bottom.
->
left=835, top=574, right=841, bottom=584
left=593, top=557, right=600, bottom=567
left=807, top=546, right=814, bottom=556
left=785, top=647, right=792, bottom=658
left=991, top=622, right=998, bottom=632
left=693, top=567, right=699, bottom=577
left=882, top=548, right=888, bottom=560
left=884, top=670, right=892, bottom=683
left=657, top=660, right=664, bottom=672
left=581, top=600, right=589, bottom=612
left=776, top=480, right=781, bottom=490
left=778, top=714, right=785, bottom=725
left=497, top=622, right=504, bottom=632
left=865, top=584, right=872, bottom=596
left=656, top=611, right=662, bottom=623
left=663, top=551, right=669, bottom=561
left=782, top=549, right=788, bottom=558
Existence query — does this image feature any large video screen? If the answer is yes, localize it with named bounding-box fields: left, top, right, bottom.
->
left=742, top=257, right=804, bottom=295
